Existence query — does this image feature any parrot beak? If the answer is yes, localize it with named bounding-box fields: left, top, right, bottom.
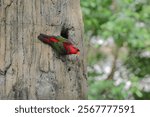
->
left=76, top=51, right=80, bottom=55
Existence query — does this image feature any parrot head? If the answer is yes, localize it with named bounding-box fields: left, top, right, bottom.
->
left=63, top=42, right=80, bottom=55
left=67, top=45, right=80, bottom=55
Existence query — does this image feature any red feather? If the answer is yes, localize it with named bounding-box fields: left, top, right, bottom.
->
left=63, top=42, right=79, bottom=54
left=50, top=37, right=59, bottom=42
left=42, top=37, right=59, bottom=44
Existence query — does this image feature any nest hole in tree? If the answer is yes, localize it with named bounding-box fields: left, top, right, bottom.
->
left=61, top=27, right=69, bottom=39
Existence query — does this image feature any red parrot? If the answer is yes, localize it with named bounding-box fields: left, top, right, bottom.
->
left=37, top=34, right=80, bottom=55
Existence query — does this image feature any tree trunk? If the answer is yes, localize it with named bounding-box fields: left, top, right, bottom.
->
left=0, top=0, right=87, bottom=99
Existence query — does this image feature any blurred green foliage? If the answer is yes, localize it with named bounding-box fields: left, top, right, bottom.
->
left=81, top=0, right=150, bottom=99
left=88, top=80, right=128, bottom=100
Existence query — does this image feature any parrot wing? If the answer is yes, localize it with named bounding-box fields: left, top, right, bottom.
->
left=55, top=36, right=72, bottom=43
left=52, top=41, right=67, bottom=55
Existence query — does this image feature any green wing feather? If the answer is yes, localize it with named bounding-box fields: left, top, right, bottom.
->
left=55, top=36, right=69, bottom=43
left=50, top=36, right=68, bottom=55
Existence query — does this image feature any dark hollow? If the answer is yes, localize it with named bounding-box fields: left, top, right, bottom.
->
left=61, top=27, right=69, bottom=39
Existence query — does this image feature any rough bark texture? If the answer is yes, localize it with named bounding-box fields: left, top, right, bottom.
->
left=0, top=0, right=87, bottom=99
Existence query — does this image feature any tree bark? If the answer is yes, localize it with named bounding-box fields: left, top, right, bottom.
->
left=0, top=0, right=87, bottom=99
